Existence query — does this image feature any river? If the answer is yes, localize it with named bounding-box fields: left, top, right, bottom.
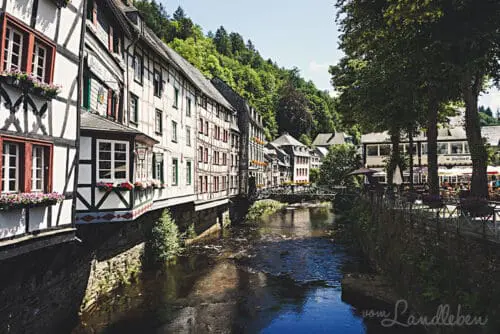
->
left=73, top=204, right=426, bottom=333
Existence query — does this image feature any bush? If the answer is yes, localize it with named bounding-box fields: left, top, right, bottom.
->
left=245, top=199, right=286, bottom=221
left=147, top=209, right=182, bottom=264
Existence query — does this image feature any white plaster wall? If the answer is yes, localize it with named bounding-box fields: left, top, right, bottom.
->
left=6, top=0, right=33, bottom=25
left=0, top=210, right=26, bottom=239
left=34, top=0, right=58, bottom=39
left=80, top=137, right=92, bottom=160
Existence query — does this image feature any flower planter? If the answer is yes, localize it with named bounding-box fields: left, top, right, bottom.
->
left=0, top=194, right=63, bottom=212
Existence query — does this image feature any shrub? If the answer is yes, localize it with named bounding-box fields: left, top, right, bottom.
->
left=245, top=199, right=286, bottom=221
left=147, top=209, right=182, bottom=264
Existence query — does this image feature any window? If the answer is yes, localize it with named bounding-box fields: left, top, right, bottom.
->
left=2, top=142, right=19, bottom=193
left=205, top=121, right=209, bottom=136
left=31, top=145, right=45, bottom=192
left=2, top=18, right=56, bottom=84
left=451, top=142, right=463, bottom=154
left=198, top=95, right=207, bottom=109
left=172, top=158, right=178, bottom=186
left=222, top=153, right=227, bottom=166
left=186, top=161, right=192, bottom=185
left=133, top=53, right=143, bottom=84
left=186, top=97, right=191, bottom=117
left=31, top=43, right=47, bottom=82
left=172, top=121, right=178, bottom=142
left=173, top=87, right=179, bottom=108
left=153, top=69, right=162, bottom=97
left=438, top=143, right=449, bottom=155
left=379, top=144, right=391, bottom=156
left=199, top=175, right=203, bottom=193
left=421, top=143, right=428, bottom=155
left=130, top=94, right=138, bottom=124
left=153, top=153, right=164, bottom=182
left=464, top=142, right=470, bottom=154
left=97, top=140, right=128, bottom=182
left=216, top=105, right=221, bottom=118
left=199, top=118, right=204, bottom=134
left=198, top=146, right=203, bottom=162
left=214, top=176, right=219, bottom=192
left=204, top=175, right=208, bottom=192
left=155, top=109, right=162, bottom=134
left=186, top=126, right=191, bottom=146
left=204, top=148, right=208, bottom=163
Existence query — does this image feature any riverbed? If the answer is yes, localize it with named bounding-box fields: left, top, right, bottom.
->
left=72, top=204, right=426, bottom=333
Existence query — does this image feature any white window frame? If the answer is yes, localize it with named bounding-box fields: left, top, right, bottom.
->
left=186, top=126, right=191, bottom=146
left=4, top=25, right=24, bottom=72
left=31, top=145, right=45, bottom=192
left=32, top=42, right=47, bottom=82
left=96, top=139, right=129, bottom=183
left=2, top=142, right=19, bottom=193
left=172, top=121, right=178, bottom=142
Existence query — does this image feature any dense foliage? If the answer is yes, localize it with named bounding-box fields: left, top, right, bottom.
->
left=245, top=199, right=287, bottom=222
left=146, top=209, right=182, bottom=264
left=134, top=1, right=348, bottom=141
left=331, top=0, right=500, bottom=197
left=319, top=144, right=361, bottom=188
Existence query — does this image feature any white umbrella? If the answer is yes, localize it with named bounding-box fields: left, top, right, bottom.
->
left=393, top=165, right=403, bottom=185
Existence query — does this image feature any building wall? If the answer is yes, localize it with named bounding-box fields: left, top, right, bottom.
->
left=0, top=0, right=83, bottom=255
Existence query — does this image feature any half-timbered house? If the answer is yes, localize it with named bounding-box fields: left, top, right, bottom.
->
left=0, top=0, right=84, bottom=258
left=76, top=0, right=159, bottom=224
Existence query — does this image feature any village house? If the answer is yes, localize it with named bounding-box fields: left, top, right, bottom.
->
left=271, top=133, right=310, bottom=184
left=0, top=0, right=84, bottom=259
left=211, top=77, right=266, bottom=193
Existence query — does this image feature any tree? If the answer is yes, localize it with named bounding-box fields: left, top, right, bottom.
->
left=173, top=6, right=186, bottom=21
left=276, top=83, right=312, bottom=138
left=299, top=133, right=312, bottom=147
left=319, top=144, right=362, bottom=188
left=309, top=168, right=320, bottom=184
left=214, top=26, right=232, bottom=56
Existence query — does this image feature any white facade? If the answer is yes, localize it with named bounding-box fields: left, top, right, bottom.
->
left=0, top=0, right=83, bottom=255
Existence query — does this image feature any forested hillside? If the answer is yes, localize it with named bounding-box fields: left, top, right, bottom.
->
left=134, top=1, right=352, bottom=142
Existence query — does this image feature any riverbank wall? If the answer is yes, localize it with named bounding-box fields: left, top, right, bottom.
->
left=347, top=195, right=500, bottom=333
left=0, top=204, right=231, bottom=333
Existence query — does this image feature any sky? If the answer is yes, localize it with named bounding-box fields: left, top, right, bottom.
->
left=163, top=0, right=499, bottom=111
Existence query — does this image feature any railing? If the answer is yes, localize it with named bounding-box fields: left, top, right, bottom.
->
left=364, top=191, right=500, bottom=243
left=254, top=185, right=337, bottom=201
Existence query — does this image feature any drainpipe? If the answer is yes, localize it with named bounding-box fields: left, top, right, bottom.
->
left=72, top=0, right=88, bottom=230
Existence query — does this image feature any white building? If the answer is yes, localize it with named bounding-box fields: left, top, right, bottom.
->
left=0, top=0, right=84, bottom=258
left=271, top=133, right=310, bottom=184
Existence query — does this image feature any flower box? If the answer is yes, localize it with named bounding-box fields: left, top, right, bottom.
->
left=96, top=182, right=114, bottom=192
left=0, top=193, right=64, bottom=211
left=0, top=70, right=61, bottom=100
left=116, top=182, right=134, bottom=191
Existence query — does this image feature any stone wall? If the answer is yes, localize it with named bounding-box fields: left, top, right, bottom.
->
left=349, top=196, right=500, bottom=333
left=0, top=201, right=234, bottom=333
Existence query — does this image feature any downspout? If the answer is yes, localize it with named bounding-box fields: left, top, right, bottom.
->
left=72, top=0, right=88, bottom=230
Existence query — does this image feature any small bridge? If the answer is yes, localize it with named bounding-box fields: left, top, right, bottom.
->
left=253, top=186, right=339, bottom=204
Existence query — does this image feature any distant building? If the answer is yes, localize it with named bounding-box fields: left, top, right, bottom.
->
left=312, top=132, right=353, bottom=148
left=211, top=78, right=266, bottom=193
left=271, top=133, right=310, bottom=184
left=309, top=149, right=322, bottom=170
left=266, top=143, right=292, bottom=185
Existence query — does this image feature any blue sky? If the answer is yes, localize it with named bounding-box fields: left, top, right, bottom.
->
left=164, top=0, right=499, bottom=111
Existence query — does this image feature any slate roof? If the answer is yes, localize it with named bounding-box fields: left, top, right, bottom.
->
left=271, top=133, right=306, bottom=147
left=80, top=111, right=158, bottom=144
left=312, top=132, right=351, bottom=146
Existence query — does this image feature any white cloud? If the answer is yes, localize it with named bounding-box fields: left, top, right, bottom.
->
left=308, top=61, right=330, bottom=73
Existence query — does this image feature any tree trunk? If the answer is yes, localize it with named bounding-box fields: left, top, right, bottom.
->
left=408, top=129, right=414, bottom=191
left=427, top=100, right=439, bottom=196
left=463, top=74, right=488, bottom=198
left=387, top=130, right=401, bottom=187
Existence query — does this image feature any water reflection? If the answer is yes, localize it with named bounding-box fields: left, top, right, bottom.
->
left=74, top=204, right=425, bottom=334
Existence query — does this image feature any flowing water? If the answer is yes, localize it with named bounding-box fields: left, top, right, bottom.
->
left=73, top=204, right=426, bottom=333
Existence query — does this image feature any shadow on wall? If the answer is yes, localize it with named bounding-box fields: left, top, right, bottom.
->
left=0, top=241, right=91, bottom=334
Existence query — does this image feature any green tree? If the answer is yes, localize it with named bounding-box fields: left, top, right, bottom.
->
left=276, top=83, right=312, bottom=138
left=319, top=144, right=362, bottom=188
left=309, top=168, right=320, bottom=184
left=214, top=26, right=232, bottom=56
left=146, top=210, right=182, bottom=264
left=172, top=6, right=186, bottom=21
